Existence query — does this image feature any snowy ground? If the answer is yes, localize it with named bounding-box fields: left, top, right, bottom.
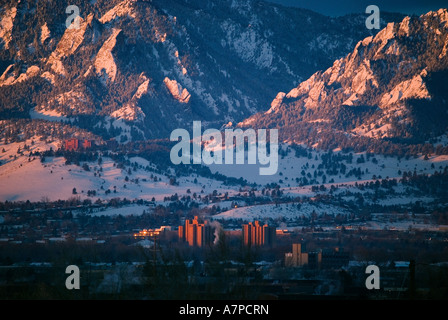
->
left=88, top=204, right=152, bottom=217
left=1, top=138, right=448, bottom=226
left=29, top=107, right=68, bottom=122
left=0, top=138, right=237, bottom=202
left=213, top=202, right=350, bottom=221
left=207, top=144, right=448, bottom=186
left=2, top=138, right=448, bottom=204
left=212, top=202, right=446, bottom=231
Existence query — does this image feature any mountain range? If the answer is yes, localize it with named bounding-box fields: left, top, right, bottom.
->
left=0, top=0, right=447, bottom=156
left=0, top=0, right=407, bottom=143
left=239, top=8, right=448, bottom=154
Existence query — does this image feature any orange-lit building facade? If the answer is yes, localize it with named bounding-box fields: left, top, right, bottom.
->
left=242, top=221, right=276, bottom=247
left=64, top=138, right=93, bottom=151
left=134, top=226, right=171, bottom=238
left=178, top=216, right=213, bottom=247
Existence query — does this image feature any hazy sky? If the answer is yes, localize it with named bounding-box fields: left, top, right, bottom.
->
left=266, top=0, right=447, bottom=16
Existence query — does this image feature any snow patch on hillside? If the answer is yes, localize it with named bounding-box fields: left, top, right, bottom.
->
left=90, top=204, right=150, bottom=217
left=352, top=123, right=392, bottom=139
left=111, top=104, right=145, bottom=122
left=214, top=202, right=350, bottom=221
left=29, top=107, right=68, bottom=122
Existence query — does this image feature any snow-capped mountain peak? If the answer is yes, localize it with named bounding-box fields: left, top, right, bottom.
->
left=240, top=8, right=448, bottom=149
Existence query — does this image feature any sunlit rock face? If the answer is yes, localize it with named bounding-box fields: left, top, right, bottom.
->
left=0, top=0, right=402, bottom=139
left=242, top=9, right=448, bottom=145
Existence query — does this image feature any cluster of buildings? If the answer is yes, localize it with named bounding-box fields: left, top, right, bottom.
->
left=63, top=138, right=121, bottom=151
left=242, top=220, right=276, bottom=247
left=64, top=138, right=94, bottom=151
left=175, top=218, right=277, bottom=248
left=285, top=243, right=350, bottom=270
left=133, top=226, right=172, bottom=239
left=134, top=218, right=279, bottom=249
left=132, top=221, right=351, bottom=272
left=178, top=216, right=214, bottom=247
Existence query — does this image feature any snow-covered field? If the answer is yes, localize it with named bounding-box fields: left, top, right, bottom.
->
left=207, top=144, right=448, bottom=186
left=213, top=203, right=446, bottom=231
left=1, top=138, right=448, bottom=226
left=29, top=107, right=68, bottom=122
left=88, top=204, right=152, bottom=217
left=213, top=202, right=350, bottom=221
left=0, top=138, right=236, bottom=202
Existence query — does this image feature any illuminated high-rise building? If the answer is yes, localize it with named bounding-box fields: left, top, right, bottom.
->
left=242, top=221, right=276, bottom=247
left=178, top=216, right=213, bottom=247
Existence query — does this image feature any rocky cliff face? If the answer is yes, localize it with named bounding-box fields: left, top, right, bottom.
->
left=241, top=9, right=448, bottom=148
left=0, top=0, right=403, bottom=141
